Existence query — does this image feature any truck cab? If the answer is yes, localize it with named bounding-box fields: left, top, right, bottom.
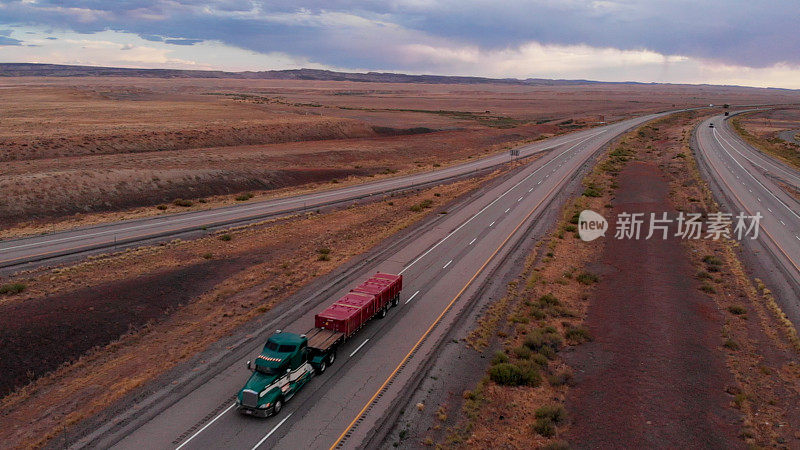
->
left=237, top=332, right=314, bottom=417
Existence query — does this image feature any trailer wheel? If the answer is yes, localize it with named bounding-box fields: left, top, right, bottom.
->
left=273, top=399, right=283, bottom=415
left=378, top=306, right=387, bottom=319
left=391, top=295, right=399, bottom=307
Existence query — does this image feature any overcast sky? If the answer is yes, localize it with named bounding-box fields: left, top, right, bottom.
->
left=1, top=0, right=799, bottom=88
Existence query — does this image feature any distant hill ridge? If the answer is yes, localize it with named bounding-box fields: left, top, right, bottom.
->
left=0, top=62, right=605, bottom=85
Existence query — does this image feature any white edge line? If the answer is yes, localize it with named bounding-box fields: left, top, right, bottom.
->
left=250, top=412, right=293, bottom=450
left=405, top=290, right=420, bottom=304
left=714, top=129, right=800, bottom=221
left=349, top=339, right=370, bottom=357
left=175, top=403, right=236, bottom=450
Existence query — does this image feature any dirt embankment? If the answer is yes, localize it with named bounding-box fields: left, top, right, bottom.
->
left=0, top=167, right=509, bottom=449
left=0, top=166, right=371, bottom=227
left=445, top=111, right=800, bottom=449
left=0, top=117, right=378, bottom=162
left=732, top=108, right=800, bottom=170
left=0, top=258, right=246, bottom=397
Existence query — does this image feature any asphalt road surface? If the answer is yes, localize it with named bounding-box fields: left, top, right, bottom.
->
left=69, top=111, right=671, bottom=450
left=695, top=114, right=800, bottom=319
left=1, top=124, right=628, bottom=270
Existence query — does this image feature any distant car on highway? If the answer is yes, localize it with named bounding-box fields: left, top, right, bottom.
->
left=709, top=123, right=715, bottom=128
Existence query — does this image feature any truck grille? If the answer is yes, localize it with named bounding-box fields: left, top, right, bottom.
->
left=241, top=389, right=259, bottom=408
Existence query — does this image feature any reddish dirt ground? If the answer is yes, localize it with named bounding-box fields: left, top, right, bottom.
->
left=0, top=256, right=250, bottom=397
left=563, top=161, right=742, bottom=448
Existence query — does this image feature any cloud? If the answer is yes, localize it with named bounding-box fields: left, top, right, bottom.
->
left=1, top=1, right=797, bottom=69
left=164, top=38, right=203, bottom=46
left=0, top=29, right=336, bottom=72
left=0, top=36, right=22, bottom=46
left=0, top=1, right=798, bottom=87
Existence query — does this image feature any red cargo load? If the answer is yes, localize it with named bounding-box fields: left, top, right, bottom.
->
left=372, top=273, right=402, bottom=290
left=351, top=282, right=391, bottom=310
left=313, top=273, right=403, bottom=339
left=335, top=292, right=376, bottom=320
left=314, top=303, right=361, bottom=336
left=367, top=273, right=402, bottom=299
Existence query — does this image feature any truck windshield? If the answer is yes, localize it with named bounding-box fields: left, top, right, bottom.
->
left=255, top=365, right=280, bottom=375
left=278, top=344, right=296, bottom=352
left=265, top=341, right=279, bottom=351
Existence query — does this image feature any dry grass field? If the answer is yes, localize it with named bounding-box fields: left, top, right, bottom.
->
left=2, top=77, right=797, bottom=231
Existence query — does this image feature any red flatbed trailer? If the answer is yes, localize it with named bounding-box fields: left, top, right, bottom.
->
left=361, top=273, right=402, bottom=307
left=335, top=292, right=377, bottom=323
left=312, top=272, right=403, bottom=339
left=351, top=282, right=391, bottom=311
left=372, top=272, right=402, bottom=294
left=314, top=303, right=363, bottom=337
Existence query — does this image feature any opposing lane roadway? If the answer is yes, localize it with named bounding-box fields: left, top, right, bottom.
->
left=696, top=114, right=800, bottom=320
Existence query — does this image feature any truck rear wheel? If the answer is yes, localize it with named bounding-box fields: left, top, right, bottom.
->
left=328, top=351, right=336, bottom=365
left=317, top=360, right=327, bottom=374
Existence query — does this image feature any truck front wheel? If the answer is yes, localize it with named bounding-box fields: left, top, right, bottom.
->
left=273, top=399, right=283, bottom=415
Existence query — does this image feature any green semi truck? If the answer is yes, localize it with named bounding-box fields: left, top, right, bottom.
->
left=237, top=329, right=342, bottom=417
left=236, top=273, right=403, bottom=417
